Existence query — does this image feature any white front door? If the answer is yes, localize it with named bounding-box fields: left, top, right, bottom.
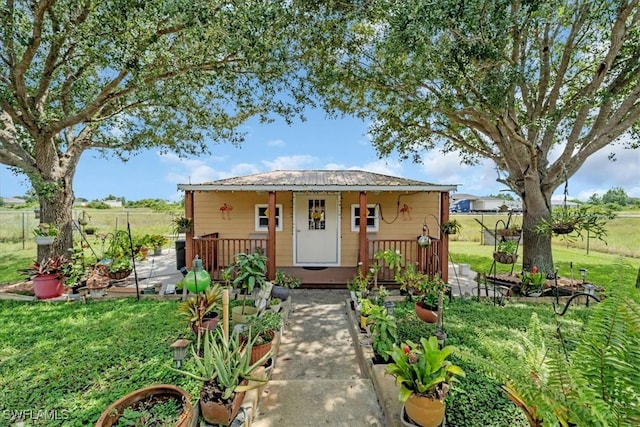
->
left=294, top=194, right=340, bottom=266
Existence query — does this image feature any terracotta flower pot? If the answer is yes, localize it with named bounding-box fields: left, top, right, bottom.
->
left=32, top=274, right=65, bottom=299
left=248, top=330, right=275, bottom=365
left=199, top=380, right=246, bottom=426
left=415, top=302, right=437, bottom=323
left=191, top=312, right=220, bottom=335
left=404, top=394, right=445, bottom=427
left=96, top=384, right=193, bottom=427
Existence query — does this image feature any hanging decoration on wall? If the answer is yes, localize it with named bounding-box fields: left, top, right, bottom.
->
left=219, top=203, right=233, bottom=220
left=400, top=203, right=412, bottom=220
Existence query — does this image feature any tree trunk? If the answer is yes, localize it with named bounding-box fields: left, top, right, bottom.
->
left=36, top=176, right=75, bottom=261
left=520, top=178, right=554, bottom=276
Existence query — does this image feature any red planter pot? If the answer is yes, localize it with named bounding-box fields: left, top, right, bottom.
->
left=32, top=274, right=64, bottom=299
left=415, top=302, right=437, bottom=323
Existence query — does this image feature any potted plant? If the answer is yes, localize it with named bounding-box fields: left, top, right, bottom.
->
left=441, top=219, right=462, bottom=235
left=33, top=223, right=58, bottom=245
left=27, top=255, right=70, bottom=299
left=148, top=234, right=168, bottom=255
left=268, top=297, right=282, bottom=312
left=226, top=252, right=267, bottom=323
left=368, top=310, right=398, bottom=363
left=99, top=230, right=135, bottom=279
left=535, top=205, right=614, bottom=240
left=83, top=225, right=97, bottom=235
left=493, top=239, right=519, bottom=264
left=519, top=265, right=546, bottom=296
left=413, top=274, right=448, bottom=324
left=358, top=297, right=385, bottom=331
left=108, top=256, right=133, bottom=280
left=386, top=336, right=465, bottom=427
left=174, top=328, right=269, bottom=426
left=271, top=269, right=301, bottom=301
left=96, top=384, right=193, bottom=427
left=348, top=269, right=371, bottom=308
left=240, top=310, right=283, bottom=365
left=173, top=216, right=193, bottom=233
left=177, top=284, right=223, bottom=344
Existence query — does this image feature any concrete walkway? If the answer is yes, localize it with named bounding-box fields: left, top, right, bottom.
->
left=253, top=289, right=385, bottom=427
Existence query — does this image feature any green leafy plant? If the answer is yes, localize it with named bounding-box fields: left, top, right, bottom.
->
left=368, top=310, right=398, bottom=362
left=519, top=265, right=546, bottom=295
left=358, top=297, right=385, bottom=318
left=108, top=257, right=132, bottom=273
left=385, top=336, right=465, bottom=402
left=535, top=205, right=615, bottom=241
left=414, top=274, right=449, bottom=308
left=33, top=222, right=58, bottom=237
left=241, top=310, right=282, bottom=345
left=496, top=239, right=518, bottom=253
left=441, top=219, right=462, bottom=235
left=145, top=234, right=168, bottom=248
left=173, top=216, right=192, bottom=233
left=272, top=270, right=301, bottom=289
left=374, top=248, right=405, bottom=281
left=347, top=269, right=371, bottom=295
left=226, top=251, right=268, bottom=315
left=227, top=252, right=268, bottom=295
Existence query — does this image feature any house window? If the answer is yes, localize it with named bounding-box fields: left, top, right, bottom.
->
left=308, top=199, right=325, bottom=230
left=255, top=204, right=282, bottom=231
left=351, top=204, right=378, bottom=232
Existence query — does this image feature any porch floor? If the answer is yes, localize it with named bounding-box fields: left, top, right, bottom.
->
left=278, top=267, right=356, bottom=287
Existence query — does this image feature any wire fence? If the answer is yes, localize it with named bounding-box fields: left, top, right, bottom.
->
left=0, top=209, right=179, bottom=248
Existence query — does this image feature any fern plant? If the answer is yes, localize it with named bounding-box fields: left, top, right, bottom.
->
left=462, top=283, right=640, bottom=426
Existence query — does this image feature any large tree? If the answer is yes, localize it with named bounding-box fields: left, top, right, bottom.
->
left=0, top=0, right=318, bottom=259
left=306, top=0, right=640, bottom=272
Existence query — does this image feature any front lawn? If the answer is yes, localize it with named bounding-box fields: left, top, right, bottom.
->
left=0, top=298, right=197, bottom=426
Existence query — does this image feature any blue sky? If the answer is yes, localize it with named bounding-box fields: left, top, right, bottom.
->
left=1, top=107, right=639, bottom=202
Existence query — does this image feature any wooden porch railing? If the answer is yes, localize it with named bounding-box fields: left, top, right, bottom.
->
left=191, top=236, right=441, bottom=282
left=368, top=238, right=442, bottom=282
left=192, top=235, right=268, bottom=280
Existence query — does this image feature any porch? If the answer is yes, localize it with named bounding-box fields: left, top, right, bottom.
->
left=191, top=235, right=443, bottom=286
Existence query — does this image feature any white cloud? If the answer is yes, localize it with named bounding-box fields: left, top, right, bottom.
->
left=267, top=139, right=285, bottom=147
left=262, top=155, right=316, bottom=170
left=324, top=162, right=347, bottom=170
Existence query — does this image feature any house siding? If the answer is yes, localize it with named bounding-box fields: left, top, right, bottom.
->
left=194, top=190, right=440, bottom=268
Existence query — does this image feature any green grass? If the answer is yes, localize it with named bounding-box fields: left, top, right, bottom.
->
left=0, top=298, right=198, bottom=426
left=449, top=241, right=638, bottom=289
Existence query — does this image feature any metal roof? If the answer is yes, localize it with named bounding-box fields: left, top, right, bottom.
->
left=177, top=170, right=457, bottom=192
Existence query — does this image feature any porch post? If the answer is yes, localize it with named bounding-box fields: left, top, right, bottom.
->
left=359, top=191, right=368, bottom=274
left=440, top=192, right=450, bottom=283
left=267, top=191, right=276, bottom=281
left=185, top=190, right=194, bottom=267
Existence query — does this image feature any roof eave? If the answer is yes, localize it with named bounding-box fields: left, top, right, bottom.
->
left=177, top=184, right=458, bottom=192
